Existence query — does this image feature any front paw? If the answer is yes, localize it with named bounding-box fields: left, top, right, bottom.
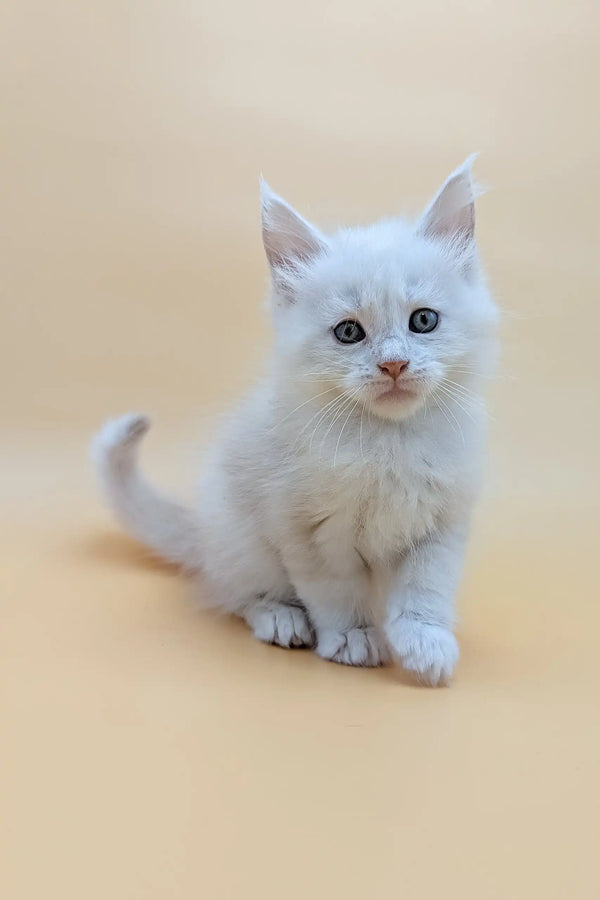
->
left=386, top=616, right=458, bottom=686
left=316, top=626, right=390, bottom=667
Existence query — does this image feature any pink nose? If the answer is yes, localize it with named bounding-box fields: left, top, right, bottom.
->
left=378, top=360, right=409, bottom=381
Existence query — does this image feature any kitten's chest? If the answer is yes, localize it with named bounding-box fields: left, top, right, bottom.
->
left=288, top=426, right=462, bottom=566
left=354, top=460, right=447, bottom=563
left=311, top=425, right=458, bottom=565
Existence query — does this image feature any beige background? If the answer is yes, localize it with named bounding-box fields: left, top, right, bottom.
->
left=2, top=1, right=599, bottom=897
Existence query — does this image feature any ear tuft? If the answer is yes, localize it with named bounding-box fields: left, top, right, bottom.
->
left=260, top=179, right=328, bottom=275
left=418, top=155, right=480, bottom=251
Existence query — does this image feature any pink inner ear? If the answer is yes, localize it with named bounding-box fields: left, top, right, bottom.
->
left=263, top=211, right=323, bottom=269
left=261, top=186, right=327, bottom=270
left=430, top=185, right=472, bottom=234
left=419, top=160, right=476, bottom=246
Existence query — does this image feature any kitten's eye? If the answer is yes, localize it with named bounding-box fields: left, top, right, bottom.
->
left=409, top=308, right=439, bottom=334
left=333, top=319, right=366, bottom=344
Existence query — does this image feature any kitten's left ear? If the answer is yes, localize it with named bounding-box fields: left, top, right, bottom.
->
left=417, top=155, right=478, bottom=253
left=260, top=179, right=328, bottom=276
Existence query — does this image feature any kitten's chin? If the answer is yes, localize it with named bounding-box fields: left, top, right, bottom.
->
left=369, top=388, right=424, bottom=422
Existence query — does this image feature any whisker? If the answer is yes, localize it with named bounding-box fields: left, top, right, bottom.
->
left=433, top=392, right=465, bottom=444
left=447, top=365, right=515, bottom=383
left=283, top=390, right=352, bottom=460
left=439, top=377, right=483, bottom=401
left=436, top=384, right=477, bottom=423
left=319, top=387, right=363, bottom=456
left=334, top=397, right=362, bottom=468
left=291, top=391, right=349, bottom=454
left=359, top=402, right=366, bottom=464
left=431, top=394, right=454, bottom=433
left=438, top=381, right=481, bottom=408
left=308, top=391, right=357, bottom=455
left=437, top=382, right=497, bottom=424
left=277, top=386, right=340, bottom=427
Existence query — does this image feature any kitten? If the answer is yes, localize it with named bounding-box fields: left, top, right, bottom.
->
left=93, top=157, right=497, bottom=686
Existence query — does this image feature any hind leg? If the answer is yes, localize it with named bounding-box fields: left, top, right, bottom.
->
left=213, top=560, right=315, bottom=650
left=242, top=594, right=314, bottom=648
left=200, top=511, right=314, bottom=649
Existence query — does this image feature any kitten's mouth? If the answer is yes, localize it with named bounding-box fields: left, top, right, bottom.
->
left=374, top=383, right=419, bottom=403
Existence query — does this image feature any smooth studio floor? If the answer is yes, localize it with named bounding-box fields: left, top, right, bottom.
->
left=3, top=1, right=599, bottom=898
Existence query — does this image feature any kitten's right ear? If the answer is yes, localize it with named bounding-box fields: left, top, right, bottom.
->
left=260, top=179, right=328, bottom=286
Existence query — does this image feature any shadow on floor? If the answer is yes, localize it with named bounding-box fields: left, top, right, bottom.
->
left=75, top=529, right=177, bottom=575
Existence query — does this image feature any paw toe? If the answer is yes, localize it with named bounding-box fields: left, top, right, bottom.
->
left=250, top=602, right=314, bottom=649
left=386, top=617, right=458, bottom=686
left=317, top=626, right=389, bottom=667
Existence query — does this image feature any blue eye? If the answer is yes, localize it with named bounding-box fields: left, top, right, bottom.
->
left=333, top=319, right=366, bottom=344
left=409, top=308, right=439, bottom=334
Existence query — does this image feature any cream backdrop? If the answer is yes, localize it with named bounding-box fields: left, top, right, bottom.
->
left=2, top=1, right=599, bottom=898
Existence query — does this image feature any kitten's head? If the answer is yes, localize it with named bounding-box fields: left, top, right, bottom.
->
left=261, top=158, right=498, bottom=422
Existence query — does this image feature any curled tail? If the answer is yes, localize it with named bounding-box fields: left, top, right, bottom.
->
left=91, top=413, right=202, bottom=572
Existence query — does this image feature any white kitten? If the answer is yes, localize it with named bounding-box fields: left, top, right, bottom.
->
left=92, top=158, right=498, bottom=686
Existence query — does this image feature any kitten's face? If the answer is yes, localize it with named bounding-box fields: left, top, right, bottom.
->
left=261, top=160, right=497, bottom=423
left=275, top=231, right=495, bottom=421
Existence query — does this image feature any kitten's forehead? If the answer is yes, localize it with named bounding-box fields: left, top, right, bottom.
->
left=314, top=222, right=449, bottom=319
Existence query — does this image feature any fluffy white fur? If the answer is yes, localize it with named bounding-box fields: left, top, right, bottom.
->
left=92, top=158, right=497, bottom=686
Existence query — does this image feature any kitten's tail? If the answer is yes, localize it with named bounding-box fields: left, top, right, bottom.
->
left=91, top=413, right=202, bottom=572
